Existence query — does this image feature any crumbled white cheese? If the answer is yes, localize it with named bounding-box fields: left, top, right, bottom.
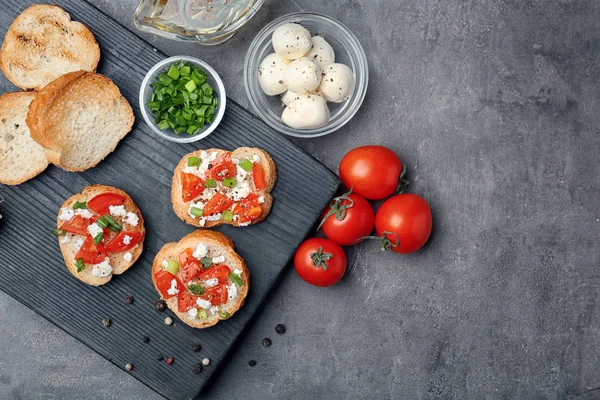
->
left=74, top=238, right=84, bottom=251
left=198, top=188, right=217, bottom=201
left=206, top=213, right=222, bottom=221
left=258, top=196, right=265, bottom=204
left=58, top=208, right=74, bottom=221
left=74, top=209, right=94, bottom=219
left=210, top=151, right=218, bottom=160
left=187, top=308, right=198, bottom=319
left=196, top=298, right=212, bottom=309
left=252, top=155, right=261, bottom=163
left=124, top=212, right=139, bottom=226
left=212, top=255, right=225, bottom=264
left=228, top=283, right=238, bottom=300
left=232, top=157, right=239, bottom=164
left=232, top=180, right=252, bottom=201
left=193, top=243, right=207, bottom=259
left=236, top=164, right=248, bottom=179
left=233, top=269, right=243, bottom=277
left=87, top=223, right=103, bottom=238
left=109, top=205, right=127, bottom=217
left=167, top=279, right=179, bottom=296
left=239, top=221, right=251, bottom=227
left=92, top=258, right=112, bottom=277
left=209, top=306, right=219, bottom=315
left=200, top=151, right=208, bottom=160
left=183, top=166, right=199, bottom=174
left=161, top=260, right=169, bottom=269
left=198, top=218, right=206, bottom=227
left=204, top=278, right=219, bottom=287
left=60, top=235, right=70, bottom=244
left=123, top=235, right=132, bottom=245
left=123, top=252, right=133, bottom=262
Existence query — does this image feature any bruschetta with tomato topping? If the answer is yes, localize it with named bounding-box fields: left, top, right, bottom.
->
left=55, top=185, right=145, bottom=286
left=152, top=230, right=249, bottom=328
left=171, top=147, right=276, bottom=228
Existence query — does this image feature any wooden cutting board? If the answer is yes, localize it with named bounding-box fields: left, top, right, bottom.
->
left=0, top=1, right=339, bottom=398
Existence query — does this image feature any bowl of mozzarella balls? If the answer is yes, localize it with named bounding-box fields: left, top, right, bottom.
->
left=244, top=13, right=368, bottom=138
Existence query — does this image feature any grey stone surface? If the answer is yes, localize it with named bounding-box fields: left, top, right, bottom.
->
left=1, top=0, right=599, bottom=399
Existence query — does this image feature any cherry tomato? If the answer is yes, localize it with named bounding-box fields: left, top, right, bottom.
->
left=155, top=269, right=185, bottom=299
left=204, top=192, right=234, bottom=216
left=198, top=264, right=231, bottom=283
left=178, top=293, right=199, bottom=312
left=206, top=153, right=236, bottom=181
left=104, top=231, right=142, bottom=253
left=200, top=284, right=228, bottom=305
left=319, top=192, right=375, bottom=246
left=88, top=192, right=126, bottom=215
left=181, top=172, right=205, bottom=202
left=339, top=145, right=403, bottom=200
left=294, top=238, right=346, bottom=287
left=75, top=235, right=108, bottom=264
left=375, top=194, right=432, bottom=254
left=236, top=193, right=262, bottom=223
left=252, top=163, right=266, bottom=190
left=59, top=215, right=91, bottom=236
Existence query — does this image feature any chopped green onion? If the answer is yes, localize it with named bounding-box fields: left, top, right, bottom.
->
left=180, top=65, right=191, bottom=76
left=190, top=207, right=204, bottom=217
left=103, top=214, right=122, bottom=233
left=167, top=64, right=180, bottom=80
left=166, top=260, right=179, bottom=275
left=218, top=310, right=230, bottom=319
left=188, top=156, right=201, bottom=167
left=222, top=210, right=233, bottom=222
left=158, top=73, right=172, bottom=86
left=93, top=232, right=104, bottom=245
left=229, top=272, right=243, bottom=287
left=238, top=158, right=253, bottom=171
left=202, top=95, right=212, bottom=105
left=157, top=120, right=170, bottom=130
left=205, top=179, right=216, bottom=188
left=201, top=256, right=212, bottom=269
left=197, top=309, right=208, bottom=319
left=73, top=201, right=87, bottom=209
left=185, top=80, right=197, bottom=92
left=188, top=284, right=205, bottom=295
left=222, top=178, right=237, bottom=188
left=52, top=229, right=67, bottom=237
left=76, top=258, right=85, bottom=273
left=95, top=217, right=108, bottom=228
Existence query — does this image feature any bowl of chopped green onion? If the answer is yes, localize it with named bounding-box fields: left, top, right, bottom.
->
left=140, top=56, right=226, bottom=143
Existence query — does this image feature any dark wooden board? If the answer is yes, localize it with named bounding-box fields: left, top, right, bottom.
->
left=0, top=1, right=339, bottom=399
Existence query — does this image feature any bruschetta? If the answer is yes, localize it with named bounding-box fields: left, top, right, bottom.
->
left=55, top=185, right=145, bottom=286
left=152, top=230, right=249, bottom=329
left=171, top=147, right=276, bottom=228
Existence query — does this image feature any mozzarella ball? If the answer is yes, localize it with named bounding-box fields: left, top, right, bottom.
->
left=272, top=23, right=313, bottom=60
left=305, top=36, right=335, bottom=68
left=258, top=53, right=291, bottom=96
left=281, top=89, right=325, bottom=106
left=283, top=57, right=323, bottom=94
left=319, top=63, right=355, bottom=103
left=282, top=94, right=330, bottom=129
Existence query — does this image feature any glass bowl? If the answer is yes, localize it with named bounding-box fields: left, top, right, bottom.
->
left=139, top=56, right=226, bottom=143
left=244, top=12, right=368, bottom=138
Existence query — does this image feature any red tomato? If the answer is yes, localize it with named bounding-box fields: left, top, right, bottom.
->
left=198, top=264, right=231, bottom=283
left=180, top=260, right=202, bottom=284
left=252, top=163, right=266, bottom=190
left=88, top=193, right=126, bottom=215
left=319, top=192, right=375, bottom=246
left=237, top=193, right=262, bottom=223
left=200, top=284, right=228, bottom=305
left=59, top=215, right=90, bottom=236
left=294, top=238, right=346, bottom=287
left=155, top=269, right=185, bottom=299
left=178, top=293, right=200, bottom=312
left=75, top=235, right=108, bottom=264
left=179, top=248, right=194, bottom=265
left=204, top=192, right=234, bottom=215
left=206, top=153, right=236, bottom=181
left=181, top=172, right=205, bottom=202
left=375, top=194, right=432, bottom=254
left=339, top=145, right=404, bottom=200
left=104, top=231, right=142, bottom=254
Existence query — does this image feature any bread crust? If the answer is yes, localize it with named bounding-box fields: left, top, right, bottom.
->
left=171, top=147, right=277, bottom=228
left=151, top=230, right=250, bottom=328
left=0, top=4, right=100, bottom=90
left=56, top=184, right=145, bottom=286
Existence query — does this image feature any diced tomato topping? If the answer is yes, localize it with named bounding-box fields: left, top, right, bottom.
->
left=200, top=284, right=228, bottom=306
left=198, top=264, right=231, bottom=283
left=75, top=235, right=108, bottom=264
left=252, top=162, right=266, bottom=191
left=104, top=231, right=142, bottom=254
left=204, top=192, right=234, bottom=216
left=181, top=172, right=205, bottom=202
left=59, top=215, right=91, bottom=236
left=206, top=153, right=236, bottom=181
left=180, top=260, right=202, bottom=284
left=155, top=269, right=185, bottom=299
left=178, top=293, right=200, bottom=312
left=179, top=248, right=194, bottom=266
left=237, top=193, right=262, bottom=223
left=88, top=193, right=126, bottom=216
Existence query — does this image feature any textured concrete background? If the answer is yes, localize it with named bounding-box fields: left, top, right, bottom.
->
left=1, top=0, right=600, bottom=399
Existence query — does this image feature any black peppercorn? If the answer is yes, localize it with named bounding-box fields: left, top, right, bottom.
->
left=102, top=318, right=111, bottom=327
left=125, top=295, right=134, bottom=304
left=192, top=343, right=202, bottom=352
left=155, top=300, right=167, bottom=311
left=275, top=324, right=285, bottom=334
left=192, top=364, right=203, bottom=374
left=143, top=336, right=150, bottom=344
left=249, top=360, right=257, bottom=367
left=207, top=163, right=212, bottom=169
left=262, top=338, right=272, bottom=347
left=156, top=354, right=164, bottom=361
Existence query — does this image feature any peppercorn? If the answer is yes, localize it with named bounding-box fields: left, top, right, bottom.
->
left=143, top=336, right=150, bottom=344
left=192, top=343, right=202, bottom=352
left=192, top=364, right=203, bottom=374
left=102, top=318, right=111, bottom=327
left=262, top=338, right=272, bottom=347
left=155, top=300, right=167, bottom=311
left=202, top=357, right=210, bottom=366
left=275, top=324, right=285, bottom=334
left=166, top=357, right=174, bottom=366
left=165, top=317, right=173, bottom=325
left=156, top=354, right=164, bottom=361
left=125, top=295, right=134, bottom=305
left=125, top=363, right=133, bottom=372
left=249, top=360, right=257, bottom=367
left=207, top=163, right=212, bottom=169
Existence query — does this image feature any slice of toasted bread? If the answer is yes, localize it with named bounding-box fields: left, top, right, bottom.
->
left=0, top=4, right=100, bottom=91
left=57, top=185, right=145, bottom=286
left=171, top=147, right=277, bottom=228
left=26, top=71, right=134, bottom=172
left=152, top=230, right=250, bottom=328
left=0, top=92, right=48, bottom=185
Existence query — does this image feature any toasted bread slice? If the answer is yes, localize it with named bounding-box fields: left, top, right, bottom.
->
left=171, top=147, right=276, bottom=228
left=56, top=185, right=145, bottom=286
left=26, top=71, right=134, bottom=171
left=0, top=92, right=48, bottom=185
left=152, top=230, right=250, bottom=329
left=0, top=4, right=100, bottom=91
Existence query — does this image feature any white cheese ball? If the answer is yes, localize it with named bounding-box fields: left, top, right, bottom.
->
left=282, top=94, right=330, bottom=129
left=281, top=89, right=325, bottom=106
left=258, top=53, right=291, bottom=96
left=272, top=23, right=313, bottom=60
left=283, top=57, right=323, bottom=94
left=319, top=63, right=355, bottom=103
left=305, top=36, right=335, bottom=68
